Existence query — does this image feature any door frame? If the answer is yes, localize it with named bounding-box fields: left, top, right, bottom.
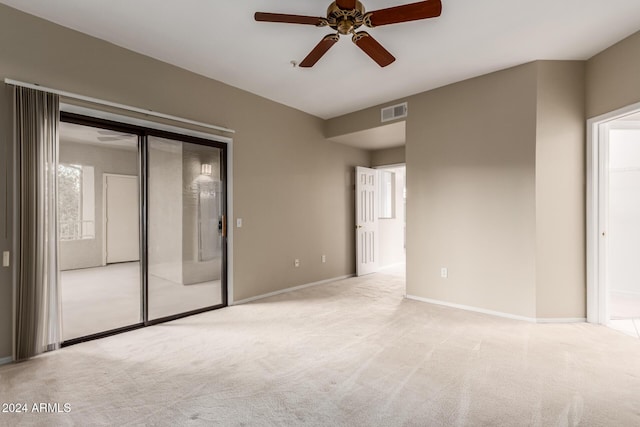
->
left=102, top=173, right=139, bottom=266
left=143, top=128, right=229, bottom=326
left=586, top=101, right=640, bottom=324
left=59, top=110, right=232, bottom=346
left=61, top=102, right=235, bottom=304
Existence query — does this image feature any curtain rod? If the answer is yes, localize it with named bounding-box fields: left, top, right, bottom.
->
left=4, top=78, right=235, bottom=134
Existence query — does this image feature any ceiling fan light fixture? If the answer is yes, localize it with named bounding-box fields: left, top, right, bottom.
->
left=255, top=0, right=442, bottom=67
left=327, top=1, right=365, bottom=34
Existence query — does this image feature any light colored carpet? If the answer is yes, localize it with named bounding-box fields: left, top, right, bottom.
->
left=609, top=318, right=640, bottom=338
left=61, top=262, right=222, bottom=340
left=1, top=270, right=640, bottom=426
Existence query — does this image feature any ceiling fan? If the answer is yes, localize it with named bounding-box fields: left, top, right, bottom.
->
left=255, top=0, right=442, bottom=68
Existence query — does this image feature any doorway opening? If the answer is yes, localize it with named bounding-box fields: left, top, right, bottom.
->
left=587, top=102, right=640, bottom=338
left=376, top=164, right=406, bottom=277
left=354, top=164, right=406, bottom=278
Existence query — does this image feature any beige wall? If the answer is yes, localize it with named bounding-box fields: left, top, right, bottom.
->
left=371, top=146, right=405, bottom=167
left=329, top=61, right=588, bottom=320
left=231, top=108, right=365, bottom=300
left=324, top=104, right=395, bottom=140
left=0, top=4, right=368, bottom=358
left=586, top=30, right=640, bottom=118
left=406, top=64, right=539, bottom=318
left=535, top=61, right=586, bottom=318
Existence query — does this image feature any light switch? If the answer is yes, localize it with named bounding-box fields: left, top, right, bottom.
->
left=2, top=251, right=9, bottom=267
left=236, top=218, right=243, bottom=228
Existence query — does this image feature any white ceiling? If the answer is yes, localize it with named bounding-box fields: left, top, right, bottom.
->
left=3, top=1, right=640, bottom=120
left=60, top=121, right=137, bottom=151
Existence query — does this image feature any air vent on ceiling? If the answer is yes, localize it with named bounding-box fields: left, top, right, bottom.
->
left=381, top=102, right=408, bottom=123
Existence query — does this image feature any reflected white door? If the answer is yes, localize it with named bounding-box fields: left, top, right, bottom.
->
left=356, top=166, right=379, bottom=276
left=105, top=174, right=139, bottom=263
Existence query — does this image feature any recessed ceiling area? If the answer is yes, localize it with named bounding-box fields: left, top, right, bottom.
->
left=1, top=1, right=640, bottom=120
left=329, top=121, right=405, bottom=150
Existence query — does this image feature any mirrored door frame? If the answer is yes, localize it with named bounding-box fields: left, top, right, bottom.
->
left=60, top=112, right=228, bottom=346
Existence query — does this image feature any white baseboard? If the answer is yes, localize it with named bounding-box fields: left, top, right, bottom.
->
left=232, top=275, right=354, bottom=305
left=0, top=356, right=13, bottom=366
left=536, top=317, right=587, bottom=324
left=405, top=295, right=586, bottom=324
left=610, top=289, right=640, bottom=297
left=406, top=294, right=536, bottom=322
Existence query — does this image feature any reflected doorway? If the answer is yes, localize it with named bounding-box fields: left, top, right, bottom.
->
left=58, top=121, right=141, bottom=341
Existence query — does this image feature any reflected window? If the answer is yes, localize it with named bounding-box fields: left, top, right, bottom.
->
left=58, top=163, right=95, bottom=240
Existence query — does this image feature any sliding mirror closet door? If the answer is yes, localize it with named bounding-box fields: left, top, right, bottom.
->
left=148, top=136, right=225, bottom=320
left=58, top=121, right=141, bottom=341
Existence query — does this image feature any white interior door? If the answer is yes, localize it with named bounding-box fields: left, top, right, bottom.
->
left=602, top=124, right=640, bottom=322
left=596, top=123, right=610, bottom=324
left=356, top=166, right=379, bottom=276
left=105, top=174, right=139, bottom=264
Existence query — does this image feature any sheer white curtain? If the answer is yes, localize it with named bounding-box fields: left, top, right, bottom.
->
left=13, top=86, right=61, bottom=361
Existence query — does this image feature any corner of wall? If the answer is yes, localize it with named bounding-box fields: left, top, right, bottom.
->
left=405, top=62, right=539, bottom=319
left=534, top=60, right=587, bottom=319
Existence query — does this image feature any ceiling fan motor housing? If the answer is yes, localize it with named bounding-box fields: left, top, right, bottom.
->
left=327, top=1, right=366, bottom=34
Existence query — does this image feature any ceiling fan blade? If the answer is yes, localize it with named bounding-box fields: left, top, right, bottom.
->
left=254, top=12, right=325, bottom=26
left=97, top=136, right=125, bottom=142
left=336, top=0, right=357, bottom=9
left=299, top=34, right=340, bottom=68
left=352, top=32, right=395, bottom=67
left=97, top=129, right=132, bottom=137
left=365, top=0, right=442, bottom=27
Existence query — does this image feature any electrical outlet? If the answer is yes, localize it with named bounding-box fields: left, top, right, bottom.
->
left=294, top=259, right=300, bottom=268
left=322, top=255, right=326, bottom=263
left=440, top=267, right=448, bottom=278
